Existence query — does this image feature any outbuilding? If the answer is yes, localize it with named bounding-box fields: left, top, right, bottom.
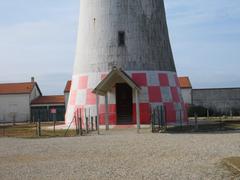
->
left=0, top=78, right=41, bottom=122
left=31, top=95, right=65, bottom=122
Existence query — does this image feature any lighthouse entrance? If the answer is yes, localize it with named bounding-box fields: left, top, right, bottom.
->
left=92, top=68, right=141, bottom=129
left=116, top=83, right=133, bottom=124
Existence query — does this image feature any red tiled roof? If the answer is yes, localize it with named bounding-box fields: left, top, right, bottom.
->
left=0, top=82, right=35, bottom=95
left=178, top=77, right=192, bottom=89
left=64, top=80, right=71, bottom=93
left=31, top=95, right=65, bottom=105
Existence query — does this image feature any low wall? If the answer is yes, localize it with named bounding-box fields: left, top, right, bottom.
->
left=192, top=88, right=240, bottom=114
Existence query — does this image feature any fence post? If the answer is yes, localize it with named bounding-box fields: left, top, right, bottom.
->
left=151, top=109, right=155, bottom=133
left=38, top=110, right=41, bottom=137
left=79, top=109, right=83, bottom=136
left=164, top=105, right=167, bottom=130
left=180, top=110, right=183, bottom=129
left=74, top=112, right=78, bottom=135
left=91, top=117, right=94, bottom=131
left=194, top=113, right=198, bottom=131
left=230, top=109, right=233, bottom=120
left=95, top=116, right=99, bottom=134
left=86, top=117, right=89, bottom=134
left=53, top=113, right=56, bottom=134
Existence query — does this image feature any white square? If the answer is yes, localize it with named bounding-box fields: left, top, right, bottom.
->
left=71, top=76, right=79, bottom=91
left=139, top=87, right=149, bottom=103
left=76, top=90, right=87, bottom=105
left=168, top=73, right=176, bottom=87
left=87, top=73, right=101, bottom=89
left=147, top=71, right=159, bottom=86
left=161, top=87, right=172, bottom=102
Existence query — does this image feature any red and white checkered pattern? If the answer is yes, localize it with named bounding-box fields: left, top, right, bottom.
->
left=65, top=71, right=188, bottom=126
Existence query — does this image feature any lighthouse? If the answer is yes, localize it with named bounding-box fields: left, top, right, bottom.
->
left=66, top=0, right=188, bottom=128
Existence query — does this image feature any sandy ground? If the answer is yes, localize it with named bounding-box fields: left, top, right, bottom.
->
left=0, top=129, right=240, bottom=180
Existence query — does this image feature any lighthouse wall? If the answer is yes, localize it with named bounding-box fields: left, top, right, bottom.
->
left=66, top=0, right=188, bottom=126
left=74, top=0, right=176, bottom=74
left=66, top=71, right=188, bottom=126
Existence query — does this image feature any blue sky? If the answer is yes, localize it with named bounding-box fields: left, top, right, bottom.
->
left=0, top=0, right=239, bottom=95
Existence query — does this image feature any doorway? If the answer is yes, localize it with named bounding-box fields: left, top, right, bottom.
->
left=116, top=83, right=133, bottom=124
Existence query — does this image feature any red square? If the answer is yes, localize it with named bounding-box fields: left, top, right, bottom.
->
left=70, top=90, right=77, bottom=105
left=140, top=103, right=151, bottom=124
left=171, top=87, right=180, bottom=102
left=99, top=104, right=116, bottom=125
left=108, top=104, right=116, bottom=113
left=132, top=73, right=147, bottom=86
left=78, top=76, right=88, bottom=89
left=86, top=89, right=96, bottom=105
left=132, top=103, right=151, bottom=124
left=159, top=73, right=169, bottom=87
left=148, top=86, right=162, bottom=102
left=164, top=102, right=176, bottom=123
left=99, top=104, right=105, bottom=114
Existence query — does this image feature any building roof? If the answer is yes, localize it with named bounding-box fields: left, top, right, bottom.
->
left=64, top=80, right=71, bottom=93
left=178, top=77, right=192, bottom=89
left=0, top=82, right=41, bottom=95
left=31, top=95, right=65, bottom=105
left=93, top=68, right=140, bottom=96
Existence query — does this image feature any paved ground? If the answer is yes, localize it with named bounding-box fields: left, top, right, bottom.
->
left=0, top=129, right=240, bottom=180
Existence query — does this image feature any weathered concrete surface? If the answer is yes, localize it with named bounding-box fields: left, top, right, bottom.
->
left=192, top=88, right=240, bottom=113
left=74, top=0, right=176, bottom=74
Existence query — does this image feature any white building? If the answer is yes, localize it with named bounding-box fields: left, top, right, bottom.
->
left=0, top=78, right=41, bottom=122
left=178, top=77, right=192, bottom=105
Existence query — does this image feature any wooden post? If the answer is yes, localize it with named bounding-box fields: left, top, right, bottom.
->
left=96, top=95, right=100, bottom=135
left=105, top=94, right=109, bottom=130
left=74, top=112, right=78, bottom=135
left=230, top=109, right=233, bottom=120
left=38, top=110, right=41, bottom=137
left=79, top=109, right=83, bottom=136
left=91, top=117, right=94, bottom=131
left=194, top=113, right=198, bottom=131
left=157, top=106, right=161, bottom=130
left=84, top=108, right=88, bottom=133
left=207, top=109, right=209, bottom=120
left=53, top=113, right=56, bottom=134
left=88, top=108, right=91, bottom=131
left=135, top=89, right=140, bottom=133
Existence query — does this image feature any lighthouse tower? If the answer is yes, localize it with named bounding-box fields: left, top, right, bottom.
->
left=66, top=0, right=187, bottom=127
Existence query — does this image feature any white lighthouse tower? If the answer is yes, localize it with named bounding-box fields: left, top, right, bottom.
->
left=66, top=0, right=187, bottom=128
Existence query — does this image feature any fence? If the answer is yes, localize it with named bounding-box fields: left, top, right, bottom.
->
left=151, top=105, right=166, bottom=132
left=65, top=107, right=99, bottom=136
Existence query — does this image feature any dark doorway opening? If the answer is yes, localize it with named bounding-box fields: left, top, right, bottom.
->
left=116, top=83, right=133, bottom=124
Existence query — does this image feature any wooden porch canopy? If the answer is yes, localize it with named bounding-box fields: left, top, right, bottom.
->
left=92, top=68, right=140, bottom=95
left=92, top=68, right=141, bottom=132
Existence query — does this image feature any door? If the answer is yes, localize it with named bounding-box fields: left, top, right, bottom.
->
left=116, top=83, right=133, bottom=124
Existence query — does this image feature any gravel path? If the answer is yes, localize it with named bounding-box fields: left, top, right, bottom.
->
left=0, top=129, right=240, bottom=180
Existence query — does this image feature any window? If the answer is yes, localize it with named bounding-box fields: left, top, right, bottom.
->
left=118, top=31, right=125, bottom=46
